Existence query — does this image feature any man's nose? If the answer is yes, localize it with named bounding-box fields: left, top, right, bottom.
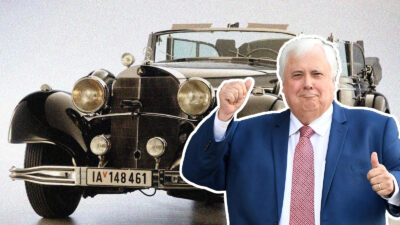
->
left=303, top=74, right=313, bottom=89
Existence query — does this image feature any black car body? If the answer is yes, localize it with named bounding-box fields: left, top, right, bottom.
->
left=8, top=23, right=389, bottom=218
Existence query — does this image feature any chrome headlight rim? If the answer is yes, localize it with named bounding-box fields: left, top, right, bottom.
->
left=177, top=77, right=214, bottom=116
left=146, top=137, right=167, bottom=158
left=72, top=76, right=109, bottom=113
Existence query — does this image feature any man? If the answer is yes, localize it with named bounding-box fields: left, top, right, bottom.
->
left=181, top=36, right=400, bottom=225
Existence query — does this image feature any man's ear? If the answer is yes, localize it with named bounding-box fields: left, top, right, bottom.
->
left=281, top=80, right=286, bottom=93
left=332, top=76, right=338, bottom=89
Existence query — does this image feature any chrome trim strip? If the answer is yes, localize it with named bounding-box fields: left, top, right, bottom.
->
left=338, top=87, right=356, bottom=91
left=134, top=77, right=141, bottom=169
left=84, top=112, right=132, bottom=120
left=138, top=112, right=197, bottom=122
left=150, top=65, right=186, bottom=82
left=158, top=170, right=196, bottom=189
left=258, top=69, right=277, bottom=74
left=154, top=28, right=297, bottom=36
left=84, top=112, right=197, bottom=122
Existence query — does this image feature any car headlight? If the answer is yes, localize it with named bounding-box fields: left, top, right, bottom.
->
left=72, top=76, right=108, bottom=113
left=146, top=137, right=167, bottom=158
left=177, top=78, right=213, bottom=116
left=90, top=134, right=111, bottom=156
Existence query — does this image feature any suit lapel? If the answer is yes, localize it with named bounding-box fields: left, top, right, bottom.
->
left=321, top=102, right=348, bottom=211
left=272, top=109, right=290, bottom=220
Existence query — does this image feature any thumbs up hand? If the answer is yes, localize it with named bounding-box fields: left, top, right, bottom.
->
left=217, top=78, right=254, bottom=122
left=366, top=152, right=395, bottom=197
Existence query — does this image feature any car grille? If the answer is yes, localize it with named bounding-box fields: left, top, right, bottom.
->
left=110, top=75, right=181, bottom=169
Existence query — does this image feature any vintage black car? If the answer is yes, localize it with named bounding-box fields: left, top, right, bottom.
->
left=8, top=23, right=389, bottom=218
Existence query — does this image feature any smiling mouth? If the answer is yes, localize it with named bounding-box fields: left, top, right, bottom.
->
left=300, top=94, right=318, bottom=98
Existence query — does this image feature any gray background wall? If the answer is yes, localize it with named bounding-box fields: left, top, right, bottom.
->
left=1, top=0, right=399, bottom=223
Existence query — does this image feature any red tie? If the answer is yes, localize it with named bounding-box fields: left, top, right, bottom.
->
left=290, top=126, right=315, bottom=225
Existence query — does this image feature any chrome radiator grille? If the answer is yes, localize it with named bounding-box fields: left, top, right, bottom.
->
left=110, top=75, right=181, bottom=169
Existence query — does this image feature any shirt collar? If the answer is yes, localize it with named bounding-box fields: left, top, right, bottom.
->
left=289, top=104, right=333, bottom=137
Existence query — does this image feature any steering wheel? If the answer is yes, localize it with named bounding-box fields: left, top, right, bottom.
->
left=245, top=48, right=279, bottom=59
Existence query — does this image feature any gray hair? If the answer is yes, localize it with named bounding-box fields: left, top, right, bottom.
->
left=277, top=35, right=341, bottom=82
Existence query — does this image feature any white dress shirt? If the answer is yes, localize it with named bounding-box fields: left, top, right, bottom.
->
left=213, top=106, right=400, bottom=225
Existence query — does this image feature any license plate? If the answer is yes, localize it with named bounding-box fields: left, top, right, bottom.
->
left=87, top=168, right=152, bottom=187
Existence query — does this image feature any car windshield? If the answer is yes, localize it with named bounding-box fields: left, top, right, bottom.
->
left=153, top=31, right=294, bottom=63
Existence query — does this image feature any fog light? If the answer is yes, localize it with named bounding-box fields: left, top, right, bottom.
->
left=146, top=137, right=166, bottom=158
left=90, top=135, right=111, bottom=156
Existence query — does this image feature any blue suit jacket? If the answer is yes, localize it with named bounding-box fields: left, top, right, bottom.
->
left=181, top=102, right=400, bottom=225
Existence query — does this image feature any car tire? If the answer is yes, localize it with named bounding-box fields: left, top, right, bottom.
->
left=24, top=143, right=82, bottom=218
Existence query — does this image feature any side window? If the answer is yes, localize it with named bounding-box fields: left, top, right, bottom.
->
left=199, top=44, right=219, bottom=57
left=173, top=40, right=197, bottom=59
left=172, top=39, right=219, bottom=59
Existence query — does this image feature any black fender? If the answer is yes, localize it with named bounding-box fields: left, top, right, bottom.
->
left=8, top=90, right=88, bottom=164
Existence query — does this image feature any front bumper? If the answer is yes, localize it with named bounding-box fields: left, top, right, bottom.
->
left=9, top=166, right=195, bottom=189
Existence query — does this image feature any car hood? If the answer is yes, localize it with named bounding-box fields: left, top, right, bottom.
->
left=151, top=61, right=278, bottom=88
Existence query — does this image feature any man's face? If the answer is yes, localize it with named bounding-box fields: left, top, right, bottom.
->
left=282, top=45, right=335, bottom=123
